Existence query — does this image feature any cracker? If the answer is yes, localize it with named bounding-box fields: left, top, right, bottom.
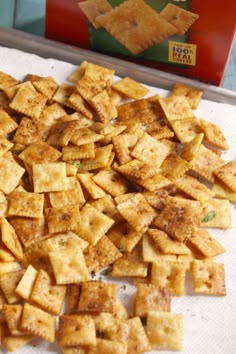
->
left=47, top=231, right=89, bottom=252
left=0, top=151, right=25, bottom=194
left=47, top=119, right=79, bottom=147
left=160, top=2, right=199, bottom=35
left=52, top=82, right=75, bottom=107
left=1, top=332, right=32, bottom=353
left=160, top=153, right=190, bottom=181
left=182, top=133, right=204, bottom=161
left=78, top=281, right=118, bottom=313
left=123, top=316, right=151, bottom=353
left=77, top=172, right=106, bottom=199
left=107, top=221, right=143, bottom=253
left=7, top=191, right=44, bottom=218
left=19, top=141, right=61, bottom=166
left=117, top=193, right=156, bottom=232
left=39, top=102, right=66, bottom=126
left=147, top=121, right=174, bottom=140
left=200, top=198, right=232, bottom=228
left=153, top=198, right=201, bottom=242
left=62, top=143, right=95, bottom=161
left=1, top=217, right=23, bottom=260
left=85, top=62, right=114, bottom=93
left=170, top=117, right=201, bottom=143
left=190, top=144, right=225, bottom=183
left=85, top=338, right=128, bottom=354
left=21, top=303, right=55, bottom=342
left=131, top=132, right=171, bottom=167
left=32, top=162, right=68, bottom=192
left=135, top=283, right=172, bottom=317
left=112, top=250, right=148, bottom=277
left=137, top=172, right=172, bottom=192
left=68, top=90, right=94, bottom=119
left=0, top=71, right=19, bottom=90
left=200, top=118, right=229, bottom=150
left=58, top=315, right=96, bottom=347
left=49, top=179, right=85, bottom=208
left=159, top=96, right=195, bottom=122
left=84, top=235, right=122, bottom=272
left=67, top=61, right=88, bottom=83
left=112, top=133, right=139, bottom=165
left=3, top=304, right=27, bottom=336
left=175, top=174, right=215, bottom=202
left=70, top=127, right=103, bottom=146
left=117, top=98, right=155, bottom=124
left=79, top=144, right=113, bottom=170
left=49, top=247, right=90, bottom=284
left=9, top=216, right=46, bottom=248
left=151, top=260, right=187, bottom=296
left=79, top=0, right=112, bottom=29
left=15, top=265, right=38, bottom=300
left=191, top=260, right=226, bottom=295
left=89, top=89, right=118, bottom=123
left=214, top=161, right=236, bottom=192
left=171, top=82, right=203, bottom=109
left=0, top=108, right=18, bottom=135
left=13, top=116, right=49, bottom=146
left=92, top=170, right=130, bottom=197
left=45, top=205, right=81, bottom=234
left=148, top=228, right=191, bottom=255
left=212, top=179, right=236, bottom=203
left=188, top=229, right=225, bottom=258
left=30, top=269, right=66, bottom=315
left=146, top=311, right=183, bottom=351
left=89, top=194, right=122, bottom=224
left=116, top=159, right=159, bottom=181
left=77, top=203, right=114, bottom=245
left=0, top=270, right=24, bottom=304
left=0, top=261, right=23, bottom=275
left=112, top=77, right=149, bottom=100
left=96, top=0, right=177, bottom=55
left=9, top=83, right=47, bottom=120
left=33, top=76, right=58, bottom=99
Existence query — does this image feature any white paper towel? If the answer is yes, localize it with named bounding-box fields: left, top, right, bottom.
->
left=0, top=46, right=236, bottom=354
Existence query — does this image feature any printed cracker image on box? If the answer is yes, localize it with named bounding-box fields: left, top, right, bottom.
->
left=45, top=0, right=236, bottom=85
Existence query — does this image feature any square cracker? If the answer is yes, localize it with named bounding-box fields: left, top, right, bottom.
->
left=96, top=0, right=177, bottom=55
left=147, top=311, right=183, bottom=351
left=213, top=161, right=236, bottom=191
left=7, top=191, right=44, bottom=218
left=200, top=198, right=232, bottom=229
left=191, top=260, right=226, bottom=295
left=112, top=77, right=149, bottom=100
left=45, top=205, right=81, bottom=234
left=171, top=82, right=203, bottom=109
left=160, top=3, right=199, bottom=35
left=0, top=152, right=25, bottom=194
left=32, top=162, right=67, bottom=192
left=78, top=281, right=118, bottom=313
left=79, top=0, right=112, bottom=29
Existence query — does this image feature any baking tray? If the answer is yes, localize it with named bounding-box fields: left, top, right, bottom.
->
left=0, top=27, right=236, bottom=105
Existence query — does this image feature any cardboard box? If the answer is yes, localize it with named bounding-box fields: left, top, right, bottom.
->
left=45, top=0, right=236, bottom=86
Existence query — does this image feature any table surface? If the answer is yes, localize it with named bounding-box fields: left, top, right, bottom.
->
left=0, top=0, right=235, bottom=92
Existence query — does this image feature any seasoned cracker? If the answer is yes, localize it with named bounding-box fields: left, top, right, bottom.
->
left=49, top=247, right=90, bottom=284
left=200, top=198, right=232, bottom=228
left=49, top=178, right=85, bottom=208
left=182, top=132, right=204, bottom=161
left=47, top=119, right=80, bottom=147
left=212, top=179, right=236, bottom=203
left=58, top=315, right=96, bottom=347
left=107, top=221, right=143, bottom=253
left=32, top=162, right=68, bottom=192
left=77, top=172, right=106, bottom=199
left=33, top=76, right=58, bottom=99
left=116, top=159, right=159, bottom=181
left=0, top=71, right=19, bottom=90
left=89, top=194, right=122, bottom=224
left=21, top=303, right=55, bottom=342
left=92, top=169, right=130, bottom=197
left=84, top=235, right=122, bottom=272
left=0, top=152, right=25, bottom=194
left=15, top=265, right=38, bottom=300
left=68, top=90, right=94, bottom=119
left=112, top=77, right=149, bottom=99
left=39, top=102, right=67, bottom=126
left=188, top=229, right=225, bottom=258
left=52, top=82, right=75, bottom=106
left=171, top=82, right=203, bottom=109
left=148, top=228, right=190, bottom=255
left=0, top=270, right=24, bottom=304
left=112, top=250, right=148, bottom=277
left=200, top=118, right=229, bottom=150
left=170, top=117, right=201, bottom=143
left=117, top=98, right=155, bottom=124
left=160, top=153, right=190, bottom=181
left=112, top=133, right=139, bottom=165
left=159, top=95, right=195, bottom=122
left=147, top=311, right=183, bottom=350
left=77, top=203, right=114, bottom=245
left=131, top=132, right=171, bottom=167
left=117, top=193, right=156, bottom=232
left=70, top=127, right=103, bottom=146
left=30, top=269, right=66, bottom=315
left=3, top=304, right=27, bottom=336
left=9, top=83, right=47, bottom=120
left=0, top=108, right=18, bottom=135
left=45, top=205, right=81, bottom=234
left=175, top=174, right=215, bottom=202
left=97, top=0, right=177, bottom=55
left=191, top=260, right=226, bottom=295
left=19, top=141, right=61, bottom=166
left=160, top=3, right=199, bottom=35
left=151, top=260, right=187, bottom=296
left=7, top=191, right=44, bottom=218
left=79, top=144, right=113, bottom=170
left=79, top=0, right=112, bottom=29
left=89, top=89, right=118, bottom=123
left=13, top=116, right=49, bottom=146
left=214, top=161, right=236, bottom=191
left=135, top=283, right=172, bottom=317
left=1, top=217, right=23, bottom=260
left=78, top=281, right=118, bottom=313
left=67, top=61, right=88, bottom=83
left=62, top=143, right=95, bottom=161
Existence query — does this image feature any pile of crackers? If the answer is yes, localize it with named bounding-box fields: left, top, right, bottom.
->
left=0, top=59, right=234, bottom=353
left=79, top=0, right=199, bottom=54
